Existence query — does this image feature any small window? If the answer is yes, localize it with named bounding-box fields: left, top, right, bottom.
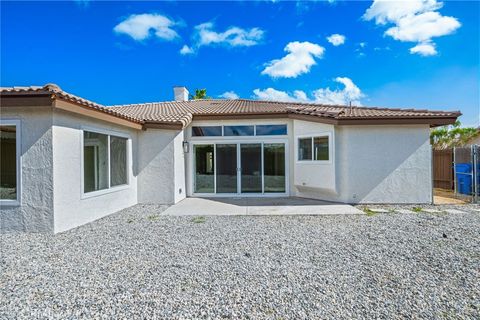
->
left=83, top=130, right=129, bottom=194
left=298, top=137, right=312, bottom=161
left=224, top=125, right=254, bottom=136
left=192, top=126, right=222, bottom=137
left=0, top=123, right=19, bottom=202
left=256, top=125, right=287, bottom=136
left=298, top=135, right=329, bottom=161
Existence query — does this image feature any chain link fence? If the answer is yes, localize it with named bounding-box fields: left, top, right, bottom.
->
left=453, top=145, right=479, bottom=203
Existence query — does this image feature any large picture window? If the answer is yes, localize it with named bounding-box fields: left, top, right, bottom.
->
left=0, top=121, right=20, bottom=203
left=298, top=135, right=330, bottom=161
left=83, top=130, right=128, bottom=194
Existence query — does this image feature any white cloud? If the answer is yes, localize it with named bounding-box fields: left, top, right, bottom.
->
left=385, top=11, right=460, bottom=43
left=326, top=34, right=346, bottom=46
left=313, top=77, right=364, bottom=105
left=409, top=42, right=437, bottom=56
left=253, top=77, right=364, bottom=106
left=261, top=41, right=325, bottom=79
left=253, top=88, right=309, bottom=102
left=195, top=22, right=264, bottom=47
left=179, top=45, right=194, bottom=55
left=114, top=13, right=179, bottom=41
left=182, top=22, right=264, bottom=55
left=363, top=0, right=460, bottom=56
left=219, top=91, right=240, bottom=99
left=363, top=0, right=442, bottom=24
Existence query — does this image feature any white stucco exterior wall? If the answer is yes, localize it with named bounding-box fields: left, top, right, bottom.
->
left=137, top=129, right=184, bottom=204
left=292, top=120, right=336, bottom=196
left=339, top=125, right=432, bottom=204
left=52, top=109, right=138, bottom=233
left=174, top=130, right=187, bottom=203
left=296, top=124, right=432, bottom=204
left=0, top=108, right=54, bottom=232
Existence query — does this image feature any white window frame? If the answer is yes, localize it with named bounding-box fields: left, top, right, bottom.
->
left=0, top=119, right=21, bottom=206
left=190, top=139, right=289, bottom=197
left=296, top=132, right=332, bottom=164
left=80, top=126, right=131, bottom=199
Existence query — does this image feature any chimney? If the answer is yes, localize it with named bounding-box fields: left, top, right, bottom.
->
left=173, top=86, right=189, bottom=102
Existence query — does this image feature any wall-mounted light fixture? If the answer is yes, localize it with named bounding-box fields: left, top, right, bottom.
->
left=182, top=141, right=189, bottom=153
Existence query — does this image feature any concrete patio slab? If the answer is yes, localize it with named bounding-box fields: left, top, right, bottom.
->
left=161, top=197, right=364, bottom=216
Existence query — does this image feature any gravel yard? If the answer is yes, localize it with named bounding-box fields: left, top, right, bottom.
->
left=1, top=204, right=479, bottom=319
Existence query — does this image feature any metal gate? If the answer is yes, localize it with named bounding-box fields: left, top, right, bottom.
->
left=453, top=145, right=479, bottom=203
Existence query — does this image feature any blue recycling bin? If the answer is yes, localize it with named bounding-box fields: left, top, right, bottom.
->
left=455, top=163, right=472, bottom=195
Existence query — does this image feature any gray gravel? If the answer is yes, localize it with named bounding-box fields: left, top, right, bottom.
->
left=1, top=204, right=479, bottom=319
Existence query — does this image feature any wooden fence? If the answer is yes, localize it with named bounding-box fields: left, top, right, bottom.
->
left=433, top=149, right=453, bottom=190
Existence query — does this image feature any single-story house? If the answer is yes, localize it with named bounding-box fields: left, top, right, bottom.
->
left=0, top=84, right=461, bottom=233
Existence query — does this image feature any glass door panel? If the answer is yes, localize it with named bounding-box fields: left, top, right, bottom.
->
left=264, top=143, right=286, bottom=193
left=194, top=144, right=215, bottom=193
left=241, top=144, right=262, bottom=193
left=216, top=144, right=238, bottom=193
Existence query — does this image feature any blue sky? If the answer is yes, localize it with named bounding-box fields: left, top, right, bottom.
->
left=1, top=0, right=479, bottom=126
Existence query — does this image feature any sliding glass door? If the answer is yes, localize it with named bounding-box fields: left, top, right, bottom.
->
left=193, top=142, right=286, bottom=195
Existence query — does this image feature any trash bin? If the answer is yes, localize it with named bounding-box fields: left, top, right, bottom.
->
left=455, top=163, right=472, bottom=195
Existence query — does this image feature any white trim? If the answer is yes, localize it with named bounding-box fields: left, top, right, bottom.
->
left=296, top=132, right=333, bottom=165
left=80, top=126, right=131, bottom=199
left=0, top=119, right=21, bottom=206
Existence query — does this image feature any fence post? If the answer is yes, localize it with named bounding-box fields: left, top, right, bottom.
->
left=431, top=145, right=434, bottom=204
left=473, top=144, right=478, bottom=204
left=453, top=146, right=457, bottom=195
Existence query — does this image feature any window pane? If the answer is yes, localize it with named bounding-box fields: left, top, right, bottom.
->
left=314, top=136, right=329, bottom=161
left=298, top=138, right=312, bottom=161
left=241, top=144, right=262, bottom=193
left=216, top=144, right=238, bottom=193
left=84, top=131, right=108, bottom=193
left=194, top=145, right=215, bottom=193
left=0, top=125, right=17, bottom=200
left=192, top=126, right=222, bottom=137
left=264, top=143, right=285, bottom=193
left=256, top=125, right=287, bottom=136
left=110, top=136, right=128, bottom=187
left=224, top=125, right=254, bottom=136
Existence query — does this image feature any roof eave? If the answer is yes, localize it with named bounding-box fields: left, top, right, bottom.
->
left=0, top=92, right=54, bottom=107
left=143, top=121, right=184, bottom=130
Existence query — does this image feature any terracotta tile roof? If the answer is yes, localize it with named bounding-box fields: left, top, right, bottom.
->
left=1, top=84, right=461, bottom=129
left=286, top=105, right=461, bottom=119
left=0, top=84, right=143, bottom=124
left=108, top=98, right=461, bottom=124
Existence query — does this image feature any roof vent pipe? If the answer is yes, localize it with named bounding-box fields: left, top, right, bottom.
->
left=173, top=86, right=189, bottom=102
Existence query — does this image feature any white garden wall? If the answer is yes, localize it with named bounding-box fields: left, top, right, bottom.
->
left=0, top=107, right=54, bottom=232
